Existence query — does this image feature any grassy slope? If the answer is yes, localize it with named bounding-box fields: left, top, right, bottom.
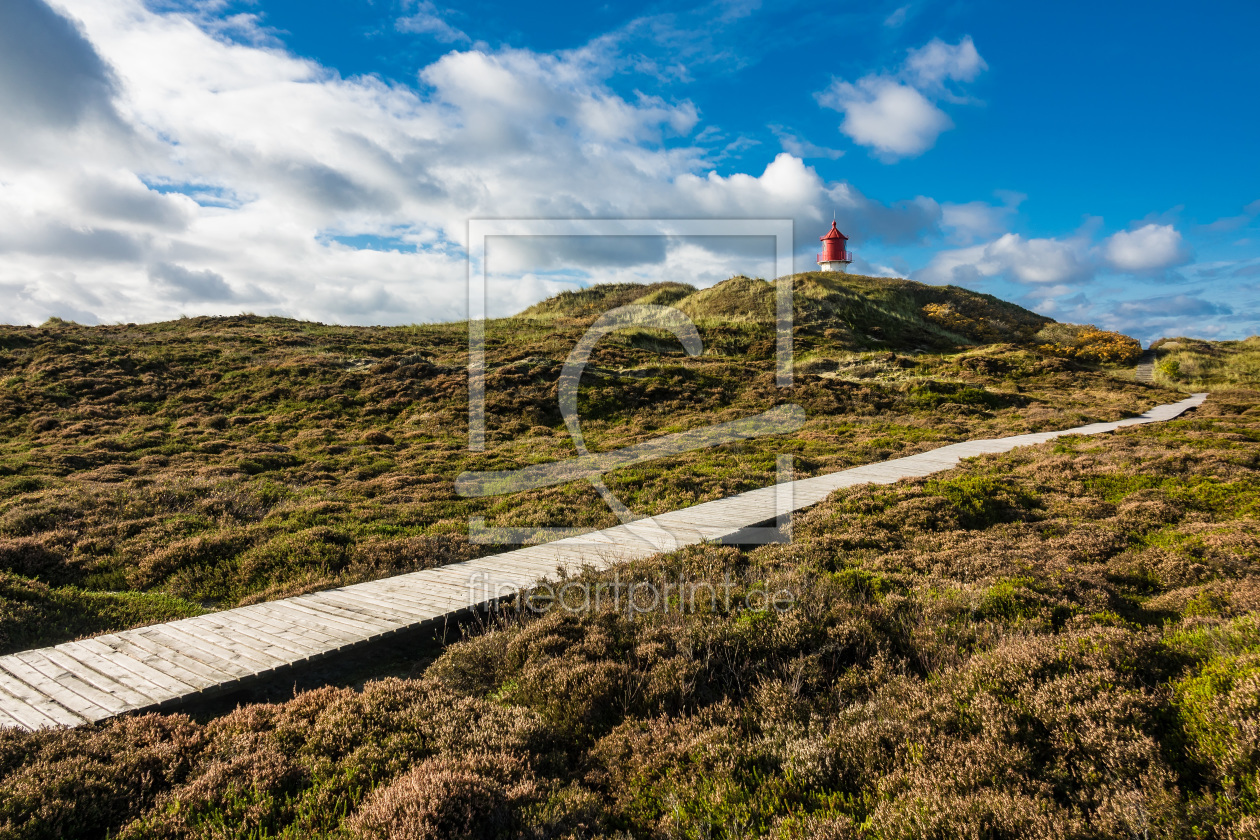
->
left=0, top=275, right=1161, bottom=653
left=1150, top=336, right=1260, bottom=391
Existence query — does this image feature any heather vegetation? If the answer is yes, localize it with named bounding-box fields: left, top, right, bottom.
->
left=0, top=391, right=1257, bottom=838
left=3, top=272, right=1253, bottom=838
left=0, top=274, right=1167, bottom=653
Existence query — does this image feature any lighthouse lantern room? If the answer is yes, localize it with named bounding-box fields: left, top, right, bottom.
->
left=817, top=221, right=853, bottom=273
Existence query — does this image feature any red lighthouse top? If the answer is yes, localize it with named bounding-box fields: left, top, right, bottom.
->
left=818, top=220, right=851, bottom=263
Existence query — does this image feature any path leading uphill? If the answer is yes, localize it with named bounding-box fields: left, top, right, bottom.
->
left=1136, top=348, right=1157, bottom=383
left=0, top=394, right=1207, bottom=731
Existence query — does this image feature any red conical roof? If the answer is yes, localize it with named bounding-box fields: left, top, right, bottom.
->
left=820, top=220, right=848, bottom=241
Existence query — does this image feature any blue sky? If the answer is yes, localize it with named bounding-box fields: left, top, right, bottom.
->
left=1, top=0, right=1257, bottom=340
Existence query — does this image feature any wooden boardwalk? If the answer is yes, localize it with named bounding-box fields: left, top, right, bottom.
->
left=1136, top=349, right=1157, bottom=383
left=0, top=393, right=1206, bottom=731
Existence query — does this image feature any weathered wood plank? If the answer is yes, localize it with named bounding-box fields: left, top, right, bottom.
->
left=137, top=626, right=264, bottom=679
left=229, top=605, right=351, bottom=650
left=0, top=671, right=81, bottom=728
left=0, top=657, right=112, bottom=722
left=330, top=585, right=455, bottom=618
left=304, top=592, right=426, bottom=626
left=280, top=598, right=400, bottom=637
left=92, top=633, right=232, bottom=691
left=316, top=589, right=441, bottom=623
left=199, top=613, right=329, bottom=662
left=166, top=621, right=292, bottom=671
left=66, top=639, right=199, bottom=702
left=237, top=603, right=364, bottom=648
left=38, top=648, right=155, bottom=710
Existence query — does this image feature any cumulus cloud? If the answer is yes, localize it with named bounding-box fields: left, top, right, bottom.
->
left=9, top=0, right=910, bottom=325
left=912, top=220, right=1249, bottom=341
left=816, top=36, right=986, bottom=161
left=918, top=233, right=1094, bottom=287
left=818, top=79, right=950, bottom=160
left=920, top=217, right=1200, bottom=293
left=1103, top=223, right=1192, bottom=272
left=0, top=0, right=119, bottom=132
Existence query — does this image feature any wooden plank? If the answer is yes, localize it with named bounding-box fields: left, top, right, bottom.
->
left=0, top=672, right=78, bottom=728
left=276, top=598, right=399, bottom=638
left=290, top=592, right=410, bottom=628
left=332, top=585, right=455, bottom=618
left=281, top=598, right=399, bottom=637
left=0, top=702, right=27, bottom=730
left=199, top=613, right=329, bottom=662
left=231, top=605, right=351, bottom=649
left=36, top=648, right=154, bottom=710
left=368, top=577, right=479, bottom=608
left=316, top=589, right=439, bottom=624
left=461, top=555, right=563, bottom=576
left=361, top=581, right=474, bottom=614
left=0, top=689, right=54, bottom=731
left=68, top=639, right=200, bottom=701
left=238, top=603, right=363, bottom=648
left=304, top=591, right=424, bottom=626
left=56, top=642, right=175, bottom=703
left=162, top=621, right=291, bottom=672
left=0, top=656, right=113, bottom=721
left=91, top=633, right=231, bottom=691
left=456, top=562, right=551, bottom=586
left=137, top=626, right=264, bottom=679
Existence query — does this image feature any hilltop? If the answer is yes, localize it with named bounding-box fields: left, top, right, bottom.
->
left=0, top=273, right=1159, bottom=653
left=518, top=272, right=1140, bottom=363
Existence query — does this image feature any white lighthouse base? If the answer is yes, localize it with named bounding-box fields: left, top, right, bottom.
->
left=817, top=260, right=851, bottom=273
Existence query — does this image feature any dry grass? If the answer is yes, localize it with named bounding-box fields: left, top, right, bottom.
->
left=1151, top=336, right=1260, bottom=390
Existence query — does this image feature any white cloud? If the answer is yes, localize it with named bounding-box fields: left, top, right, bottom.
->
left=923, top=220, right=1195, bottom=292
left=940, top=193, right=1023, bottom=244
left=2, top=0, right=812, bottom=325
left=816, top=36, right=986, bottom=161
left=0, top=1, right=978, bottom=327
left=918, top=233, right=1093, bottom=286
left=905, top=36, right=987, bottom=93
left=818, top=78, right=951, bottom=160
left=911, top=220, right=1250, bottom=342
left=396, top=1, right=470, bottom=44
left=1103, top=223, right=1192, bottom=272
